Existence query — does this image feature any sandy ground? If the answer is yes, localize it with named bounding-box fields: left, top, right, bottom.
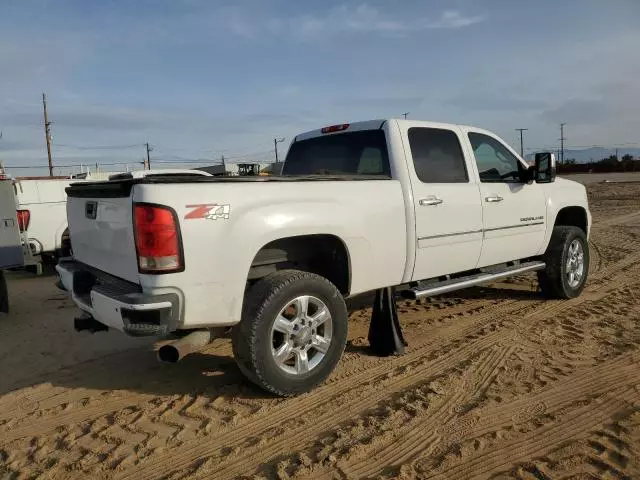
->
left=0, top=181, right=639, bottom=480
left=560, top=171, right=640, bottom=185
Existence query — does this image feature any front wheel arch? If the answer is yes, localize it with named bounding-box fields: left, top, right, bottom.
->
left=553, top=206, right=588, bottom=234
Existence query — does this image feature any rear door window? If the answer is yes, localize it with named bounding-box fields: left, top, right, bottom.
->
left=282, top=130, right=390, bottom=176
left=408, top=128, right=468, bottom=183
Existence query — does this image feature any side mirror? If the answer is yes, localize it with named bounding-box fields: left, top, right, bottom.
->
left=534, top=152, right=556, bottom=183
left=522, top=165, right=535, bottom=184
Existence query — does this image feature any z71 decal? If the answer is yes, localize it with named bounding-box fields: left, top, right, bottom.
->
left=185, top=204, right=230, bottom=220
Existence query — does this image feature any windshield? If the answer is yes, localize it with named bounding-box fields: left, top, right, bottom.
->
left=282, top=130, right=391, bottom=177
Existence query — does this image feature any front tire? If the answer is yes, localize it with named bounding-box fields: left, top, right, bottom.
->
left=232, top=270, right=348, bottom=396
left=538, top=226, right=589, bottom=299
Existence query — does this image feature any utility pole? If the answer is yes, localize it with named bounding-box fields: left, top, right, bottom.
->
left=274, top=137, right=285, bottom=163
left=515, top=128, right=528, bottom=157
left=402, top=112, right=409, bottom=119
left=145, top=142, right=152, bottom=170
left=559, top=123, right=566, bottom=165
left=42, top=93, right=54, bottom=177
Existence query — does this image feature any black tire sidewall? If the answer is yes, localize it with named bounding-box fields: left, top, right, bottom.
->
left=250, top=274, right=348, bottom=395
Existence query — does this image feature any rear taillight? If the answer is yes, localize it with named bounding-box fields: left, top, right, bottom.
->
left=16, top=210, right=30, bottom=232
left=133, top=204, right=183, bottom=273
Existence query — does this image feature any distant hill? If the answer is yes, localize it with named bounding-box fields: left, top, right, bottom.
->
left=561, top=147, right=640, bottom=163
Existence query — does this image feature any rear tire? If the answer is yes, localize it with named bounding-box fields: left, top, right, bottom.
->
left=232, top=270, right=348, bottom=396
left=538, top=226, right=589, bottom=299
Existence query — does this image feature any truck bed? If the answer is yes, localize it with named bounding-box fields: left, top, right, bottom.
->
left=66, top=173, right=392, bottom=195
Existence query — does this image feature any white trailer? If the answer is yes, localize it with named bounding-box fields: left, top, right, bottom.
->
left=14, top=169, right=211, bottom=263
left=0, top=179, right=24, bottom=312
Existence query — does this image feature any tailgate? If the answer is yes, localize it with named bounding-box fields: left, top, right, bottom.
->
left=66, top=181, right=139, bottom=283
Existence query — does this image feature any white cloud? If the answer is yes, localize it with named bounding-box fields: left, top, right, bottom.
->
left=288, top=4, right=410, bottom=39
left=219, top=4, right=487, bottom=40
left=426, top=10, right=486, bottom=29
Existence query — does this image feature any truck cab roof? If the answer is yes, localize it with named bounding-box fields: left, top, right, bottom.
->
left=294, top=118, right=493, bottom=141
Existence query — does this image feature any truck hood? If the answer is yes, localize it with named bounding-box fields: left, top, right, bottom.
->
left=555, top=176, right=587, bottom=193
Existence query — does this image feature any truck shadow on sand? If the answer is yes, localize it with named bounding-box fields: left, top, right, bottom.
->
left=20, top=346, right=278, bottom=401
left=0, top=285, right=542, bottom=399
left=11, top=285, right=542, bottom=402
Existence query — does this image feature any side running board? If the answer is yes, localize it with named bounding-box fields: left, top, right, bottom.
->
left=401, top=261, right=546, bottom=300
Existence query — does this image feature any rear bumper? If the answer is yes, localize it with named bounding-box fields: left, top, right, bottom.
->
left=56, top=259, right=180, bottom=337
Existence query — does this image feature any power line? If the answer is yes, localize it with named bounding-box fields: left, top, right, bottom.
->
left=4, top=161, right=138, bottom=169
left=152, top=140, right=275, bottom=155
left=223, top=149, right=273, bottom=160
left=55, top=143, right=144, bottom=150
left=525, top=142, right=640, bottom=151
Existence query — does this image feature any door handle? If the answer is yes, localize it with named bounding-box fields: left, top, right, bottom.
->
left=419, top=197, right=444, bottom=206
left=485, top=195, right=503, bottom=203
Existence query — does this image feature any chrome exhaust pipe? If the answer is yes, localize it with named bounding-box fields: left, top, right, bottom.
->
left=157, top=329, right=212, bottom=363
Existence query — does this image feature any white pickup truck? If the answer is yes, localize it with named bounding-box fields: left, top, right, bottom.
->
left=57, top=119, right=590, bottom=396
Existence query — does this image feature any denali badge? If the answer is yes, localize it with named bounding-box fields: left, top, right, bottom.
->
left=184, top=204, right=231, bottom=220
left=520, top=215, right=544, bottom=222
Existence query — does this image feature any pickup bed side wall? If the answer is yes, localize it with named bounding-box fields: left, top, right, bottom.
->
left=134, top=181, right=407, bottom=328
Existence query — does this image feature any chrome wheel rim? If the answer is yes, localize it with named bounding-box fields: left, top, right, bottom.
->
left=270, top=295, right=333, bottom=375
left=566, top=239, right=585, bottom=288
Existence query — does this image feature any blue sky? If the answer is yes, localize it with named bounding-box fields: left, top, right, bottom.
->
left=1, top=0, right=639, bottom=174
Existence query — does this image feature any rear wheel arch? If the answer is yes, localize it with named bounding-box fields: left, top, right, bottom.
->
left=247, top=234, right=351, bottom=295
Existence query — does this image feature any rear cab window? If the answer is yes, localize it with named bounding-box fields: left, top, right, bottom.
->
left=407, top=127, right=468, bottom=183
left=282, top=130, right=391, bottom=177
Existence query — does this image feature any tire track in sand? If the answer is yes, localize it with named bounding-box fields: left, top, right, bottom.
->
left=2, top=213, right=637, bottom=478
left=3, top=266, right=636, bottom=475
left=255, top=285, right=640, bottom=480
left=596, top=210, right=640, bottom=228
left=310, top=352, right=640, bottom=479
left=0, top=219, right=627, bottom=436
left=422, top=366, right=640, bottom=479
left=207, top=345, right=517, bottom=480
left=0, top=207, right=625, bottom=427
left=333, top=345, right=517, bottom=480
left=117, top=251, right=640, bottom=480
